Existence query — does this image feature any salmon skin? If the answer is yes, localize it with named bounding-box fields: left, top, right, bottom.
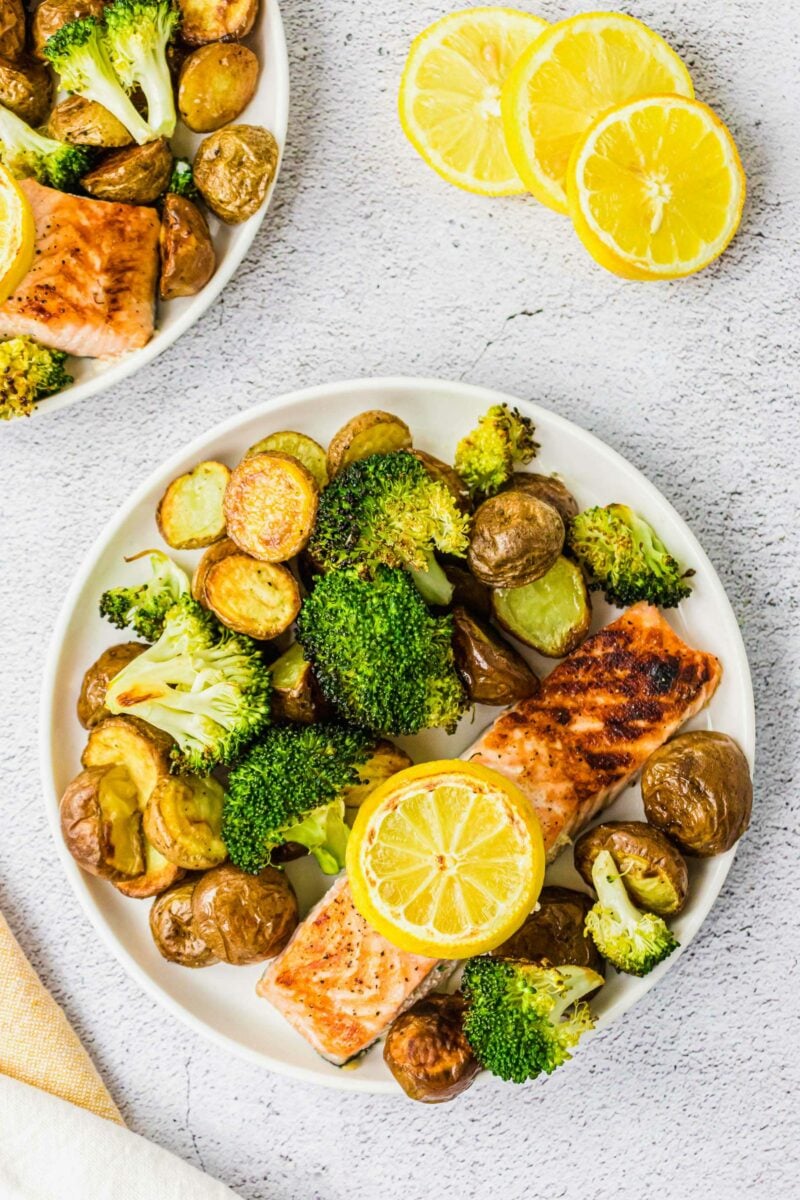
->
left=258, top=604, right=721, bottom=1064
left=0, top=179, right=160, bottom=359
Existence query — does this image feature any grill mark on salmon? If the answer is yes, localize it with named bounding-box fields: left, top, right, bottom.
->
left=0, top=179, right=160, bottom=358
left=258, top=604, right=721, bottom=1064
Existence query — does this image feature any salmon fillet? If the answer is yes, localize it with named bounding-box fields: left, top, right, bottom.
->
left=0, top=179, right=160, bottom=358
left=259, top=604, right=720, bottom=1064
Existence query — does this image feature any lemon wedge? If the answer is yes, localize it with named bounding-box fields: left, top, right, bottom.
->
left=399, top=7, right=549, bottom=196
left=501, top=11, right=693, bottom=213
left=567, top=94, right=746, bottom=279
left=347, top=760, right=545, bottom=958
left=0, top=165, right=33, bottom=304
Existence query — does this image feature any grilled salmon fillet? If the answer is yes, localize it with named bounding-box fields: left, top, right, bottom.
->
left=258, top=604, right=720, bottom=1064
left=0, top=180, right=160, bottom=358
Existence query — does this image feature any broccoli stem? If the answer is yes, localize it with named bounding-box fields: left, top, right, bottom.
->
left=407, top=550, right=454, bottom=606
left=591, top=849, right=643, bottom=928
left=91, top=76, right=153, bottom=145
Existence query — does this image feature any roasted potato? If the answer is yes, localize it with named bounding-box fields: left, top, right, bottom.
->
left=149, top=878, right=218, bottom=967
left=178, top=42, right=259, bottom=132
left=492, top=555, right=591, bottom=658
left=81, top=138, right=173, bottom=203
left=32, top=0, right=105, bottom=58
left=191, top=536, right=239, bottom=604
left=49, top=96, right=134, bottom=147
left=440, top=564, right=491, bottom=619
left=157, top=460, right=229, bottom=549
left=159, top=194, right=217, bottom=301
left=451, top=606, right=538, bottom=706
left=177, top=0, right=258, bottom=45
left=204, top=553, right=300, bottom=639
left=0, top=55, right=52, bottom=125
left=574, top=821, right=689, bottom=916
left=245, top=431, right=328, bottom=489
left=191, top=864, right=298, bottom=965
left=412, top=450, right=471, bottom=514
left=326, top=410, right=412, bottom=478
left=0, top=0, right=25, bottom=60
left=492, top=886, right=605, bottom=977
left=77, top=642, right=146, bottom=729
left=468, top=491, right=564, bottom=588
left=144, top=774, right=227, bottom=870
left=503, top=472, right=579, bottom=525
left=642, top=731, right=753, bottom=857
left=60, top=764, right=145, bottom=880
left=224, top=451, right=319, bottom=562
left=270, top=641, right=328, bottom=724
left=194, top=124, right=278, bottom=223
left=384, top=993, right=480, bottom=1104
left=342, top=739, right=414, bottom=808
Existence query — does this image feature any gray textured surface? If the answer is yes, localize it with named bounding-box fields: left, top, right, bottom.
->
left=2, top=1, right=799, bottom=1197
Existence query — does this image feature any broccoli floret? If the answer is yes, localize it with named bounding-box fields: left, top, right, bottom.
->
left=309, top=451, right=469, bottom=606
left=296, top=566, right=468, bottom=736
left=104, top=594, right=271, bottom=773
left=454, top=404, right=539, bottom=497
left=567, top=503, right=694, bottom=609
left=0, top=104, right=92, bottom=191
left=44, top=16, right=154, bottom=145
left=167, top=157, right=198, bottom=200
left=99, top=550, right=190, bottom=641
left=585, top=849, right=679, bottom=976
left=0, top=337, right=72, bottom=419
left=223, top=723, right=374, bottom=874
left=104, top=0, right=179, bottom=139
left=462, top=957, right=602, bottom=1083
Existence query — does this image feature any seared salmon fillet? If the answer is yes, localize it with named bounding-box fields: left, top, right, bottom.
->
left=0, top=179, right=160, bottom=358
left=259, top=604, right=720, bottom=1064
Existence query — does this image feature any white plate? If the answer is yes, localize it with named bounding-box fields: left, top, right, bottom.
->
left=40, top=377, right=755, bottom=1093
left=32, top=0, right=289, bottom=418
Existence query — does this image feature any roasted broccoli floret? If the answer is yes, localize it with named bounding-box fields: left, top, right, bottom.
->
left=585, top=849, right=679, bottom=976
left=0, top=104, right=92, bottom=191
left=308, top=451, right=469, bottom=606
left=454, top=404, right=539, bottom=497
left=296, top=566, right=468, bottom=736
left=44, top=16, right=154, bottom=145
left=461, top=957, right=603, bottom=1084
left=167, top=157, right=198, bottom=199
left=104, top=0, right=179, bottom=138
left=104, top=594, right=271, bottom=773
left=99, top=550, right=190, bottom=641
left=0, top=337, right=72, bottom=419
left=223, top=723, right=374, bottom=874
left=567, top=503, right=694, bottom=609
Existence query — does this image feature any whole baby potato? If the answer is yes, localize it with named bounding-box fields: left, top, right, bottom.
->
left=0, top=55, right=53, bottom=125
left=192, top=864, right=298, bottom=965
left=33, top=0, right=105, bottom=58
left=159, top=194, right=217, bottom=300
left=384, top=993, right=480, bottom=1104
left=641, top=731, right=752, bottom=857
left=178, top=42, right=259, bottom=132
left=150, top=878, right=219, bottom=967
left=81, top=138, right=173, bottom=203
left=77, top=642, right=146, bottom=729
left=194, top=124, right=279, bottom=223
left=468, top=490, right=565, bottom=588
left=492, top=886, right=605, bottom=977
left=49, top=95, right=134, bottom=147
left=0, top=0, right=26, bottom=60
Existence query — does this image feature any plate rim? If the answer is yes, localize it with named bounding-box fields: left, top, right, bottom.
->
left=28, top=0, right=290, bottom=419
left=39, top=375, right=756, bottom=1094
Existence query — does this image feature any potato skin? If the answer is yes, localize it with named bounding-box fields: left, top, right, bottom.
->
left=77, top=642, right=146, bottom=729
left=440, top=564, right=491, bottom=619
left=0, top=55, right=53, bottom=125
left=33, top=0, right=105, bottom=58
left=150, top=878, right=219, bottom=967
left=49, top=96, right=134, bottom=147
left=503, top=472, right=578, bottom=525
left=574, top=821, right=689, bottom=916
left=158, top=193, right=217, bottom=300
left=0, top=0, right=26, bottom=60
left=642, top=731, right=752, bottom=857
left=384, top=993, right=480, bottom=1104
left=194, top=124, right=278, bottom=223
left=178, top=42, right=259, bottom=132
left=192, top=864, right=298, bottom=965
left=468, top=491, right=564, bottom=588
left=81, top=138, right=173, bottom=204
left=177, top=0, right=258, bottom=46
left=492, top=886, right=604, bottom=977
left=451, top=606, right=538, bottom=706
left=326, top=410, right=412, bottom=478
left=60, top=765, right=139, bottom=881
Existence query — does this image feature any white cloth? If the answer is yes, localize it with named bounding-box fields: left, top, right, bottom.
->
left=0, top=1074, right=238, bottom=1200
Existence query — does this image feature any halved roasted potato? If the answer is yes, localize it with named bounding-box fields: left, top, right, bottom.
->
left=191, top=536, right=239, bottom=604
left=157, top=460, right=229, bottom=550
left=115, top=842, right=184, bottom=899
left=270, top=641, right=327, bottom=723
left=412, top=450, right=471, bottom=514
left=81, top=138, right=173, bottom=203
left=49, top=96, right=134, bottom=147
left=81, top=715, right=173, bottom=800
left=451, top=606, right=539, bottom=705
left=440, top=564, right=491, bottom=619
left=177, top=0, right=258, bottom=45
left=342, top=740, right=414, bottom=809
left=574, top=821, right=689, bottom=916
left=224, top=452, right=319, bottom=562
left=178, top=42, right=259, bottom=132
left=204, top=553, right=300, bottom=639
left=144, top=774, right=227, bottom=870
left=150, top=878, right=218, bottom=967
left=0, top=0, right=26, bottom=60
left=159, top=194, right=217, bottom=301
left=77, top=642, right=146, bottom=729
left=326, top=411, right=412, bottom=478
left=60, top=764, right=145, bottom=880
left=32, top=0, right=105, bottom=58
left=191, top=864, right=298, bottom=965
left=0, top=55, right=52, bottom=125
left=492, top=556, right=591, bottom=657
left=245, top=431, right=328, bottom=489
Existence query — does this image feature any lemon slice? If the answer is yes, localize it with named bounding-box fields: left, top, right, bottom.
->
left=399, top=7, right=549, bottom=196
left=567, top=95, right=746, bottom=280
left=347, top=760, right=545, bottom=958
left=501, top=12, right=693, bottom=213
left=0, top=165, right=33, bottom=304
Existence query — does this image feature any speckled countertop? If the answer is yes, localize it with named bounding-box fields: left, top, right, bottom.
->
left=1, top=1, right=798, bottom=1197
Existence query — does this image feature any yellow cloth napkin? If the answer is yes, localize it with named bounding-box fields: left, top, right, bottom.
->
left=0, top=909, right=123, bottom=1124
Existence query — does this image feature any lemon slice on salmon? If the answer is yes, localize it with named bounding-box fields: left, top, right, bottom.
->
left=0, top=166, right=33, bottom=304
left=347, top=760, right=545, bottom=958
